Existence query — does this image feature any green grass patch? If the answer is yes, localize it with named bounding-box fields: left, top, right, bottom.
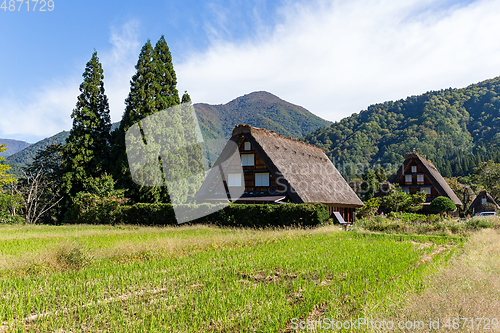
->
left=0, top=224, right=462, bottom=332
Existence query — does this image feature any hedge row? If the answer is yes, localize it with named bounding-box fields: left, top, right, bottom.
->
left=65, top=194, right=330, bottom=228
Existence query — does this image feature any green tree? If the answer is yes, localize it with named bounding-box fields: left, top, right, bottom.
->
left=180, top=91, right=205, bottom=199
left=380, top=185, right=410, bottom=212
left=18, top=144, right=64, bottom=223
left=113, top=37, right=188, bottom=203
left=0, top=145, right=15, bottom=187
left=380, top=185, right=426, bottom=212
left=473, top=160, right=500, bottom=202
left=444, top=177, right=475, bottom=215
left=62, top=51, right=112, bottom=201
left=429, top=196, right=457, bottom=215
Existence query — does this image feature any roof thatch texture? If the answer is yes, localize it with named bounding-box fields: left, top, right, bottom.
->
left=389, top=152, right=462, bottom=206
left=469, top=190, right=500, bottom=211
left=232, top=124, right=363, bottom=207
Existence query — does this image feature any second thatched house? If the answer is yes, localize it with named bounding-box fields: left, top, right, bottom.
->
left=388, top=152, right=462, bottom=211
left=469, top=190, right=500, bottom=214
left=196, top=124, right=363, bottom=222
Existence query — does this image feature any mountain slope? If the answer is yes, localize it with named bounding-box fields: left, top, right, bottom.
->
left=5, top=131, right=70, bottom=176
left=0, top=139, right=30, bottom=157
left=303, top=76, right=500, bottom=178
left=194, top=91, right=331, bottom=141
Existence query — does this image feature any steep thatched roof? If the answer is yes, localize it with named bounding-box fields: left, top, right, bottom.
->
left=470, top=190, right=500, bottom=211
left=198, top=124, right=363, bottom=208
left=389, top=152, right=462, bottom=206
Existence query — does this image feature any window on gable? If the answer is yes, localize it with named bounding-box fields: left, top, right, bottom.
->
left=244, top=142, right=251, bottom=150
left=422, top=187, right=431, bottom=195
left=255, top=173, right=269, bottom=186
left=411, top=165, right=417, bottom=173
left=417, top=174, right=424, bottom=183
left=227, top=173, right=242, bottom=187
left=482, top=198, right=487, bottom=205
left=241, top=154, right=254, bottom=166
left=405, top=175, right=412, bottom=183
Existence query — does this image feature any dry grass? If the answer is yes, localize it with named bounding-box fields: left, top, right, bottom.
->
left=392, top=228, right=500, bottom=331
left=1, top=224, right=342, bottom=274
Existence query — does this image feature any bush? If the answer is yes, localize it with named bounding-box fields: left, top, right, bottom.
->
left=216, top=203, right=329, bottom=228
left=387, top=211, right=427, bottom=223
left=356, top=213, right=468, bottom=235
left=64, top=192, right=127, bottom=224
left=429, top=196, right=457, bottom=215
left=0, top=192, right=24, bottom=224
left=66, top=201, right=330, bottom=228
left=356, top=198, right=380, bottom=219
left=482, top=202, right=498, bottom=212
left=56, top=243, right=93, bottom=270
left=466, top=217, right=498, bottom=230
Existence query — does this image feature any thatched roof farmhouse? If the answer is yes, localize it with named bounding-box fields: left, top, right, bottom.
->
left=388, top=152, right=462, bottom=209
left=196, top=124, right=363, bottom=222
left=469, top=190, right=500, bottom=213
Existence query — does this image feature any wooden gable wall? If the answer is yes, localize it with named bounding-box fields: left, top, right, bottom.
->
left=238, top=138, right=285, bottom=195
left=398, top=156, right=440, bottom=202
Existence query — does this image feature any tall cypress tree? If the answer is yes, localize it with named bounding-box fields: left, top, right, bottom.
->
left=113, top=37, right=184, bottom=203
left=154, top=35, right=180, bottom=108
left=62, top=51, right=111, bottom=200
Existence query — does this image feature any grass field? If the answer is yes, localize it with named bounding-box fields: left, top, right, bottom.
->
left=0, top=224, right=465, bottom=332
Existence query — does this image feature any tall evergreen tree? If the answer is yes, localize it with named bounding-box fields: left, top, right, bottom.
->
left=113, top=36, right=185, bottom=203
left=62, top=51, right=111, bottom=200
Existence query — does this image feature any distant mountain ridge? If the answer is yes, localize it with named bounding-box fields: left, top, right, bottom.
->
left=3, top=92, right=330, bottom=171
left=194, top=91, right=331, bottom=141
left=0, top=138, right=30, bottom=157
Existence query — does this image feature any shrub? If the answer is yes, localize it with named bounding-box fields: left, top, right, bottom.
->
left=482, top=202, right=498, bottom=212
left=66, top=201, right=330, bottom=228
left=56, top=243, right=93, bottom=270
left=65, top=200, right=329, bottom=227
left=356, top=198, right=380, bottom=219
left=64, top=192, right=127, bottom=224
left=466, top=217, right=498, bottom=230
left=429, top=197, right=457, bottom=215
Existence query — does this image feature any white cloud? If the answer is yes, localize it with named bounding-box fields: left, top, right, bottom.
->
left=101, top=20, right=141, bottom=123
left=0, top=78, right=79, bottom=143
left=0, top=20, right=140, bottom=142
left=177, top=0, right=500, bottom=121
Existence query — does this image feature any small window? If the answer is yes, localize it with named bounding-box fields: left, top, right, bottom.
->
left=405, top=175, right=412, bottom=183
left=417, top=174, right=424, bottom=183
left=411, top=165, right=417, bottom=173
left=255, top=173, right=269, bottom=186
left=227, top=174, right=242, bottom=187
left=482, top=198, right=487, bottom=205
left=402, top=187, right=410, bottom=194
left=422, top=187, right=431, bottom=195
left=241, top=154, right=254, bottom=166
left=244, top=142, right=251, bottom=150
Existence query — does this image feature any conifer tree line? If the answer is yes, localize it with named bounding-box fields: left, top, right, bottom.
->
left=0, top=35, right=204, bottom=223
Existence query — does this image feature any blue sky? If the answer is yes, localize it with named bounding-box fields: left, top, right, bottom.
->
left=1, top=0, right=500, bottom=143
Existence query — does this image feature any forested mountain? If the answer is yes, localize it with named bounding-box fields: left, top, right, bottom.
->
left=302, top=76, right=500, bottom=178
left=194, top=91, right=331, bottom=141
left=0, top=139, right=30, bottom=157
left=6, top=131, right=70, bottom=168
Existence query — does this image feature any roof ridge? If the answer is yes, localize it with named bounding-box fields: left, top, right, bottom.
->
left=233, top=124, right=325, bottom=153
